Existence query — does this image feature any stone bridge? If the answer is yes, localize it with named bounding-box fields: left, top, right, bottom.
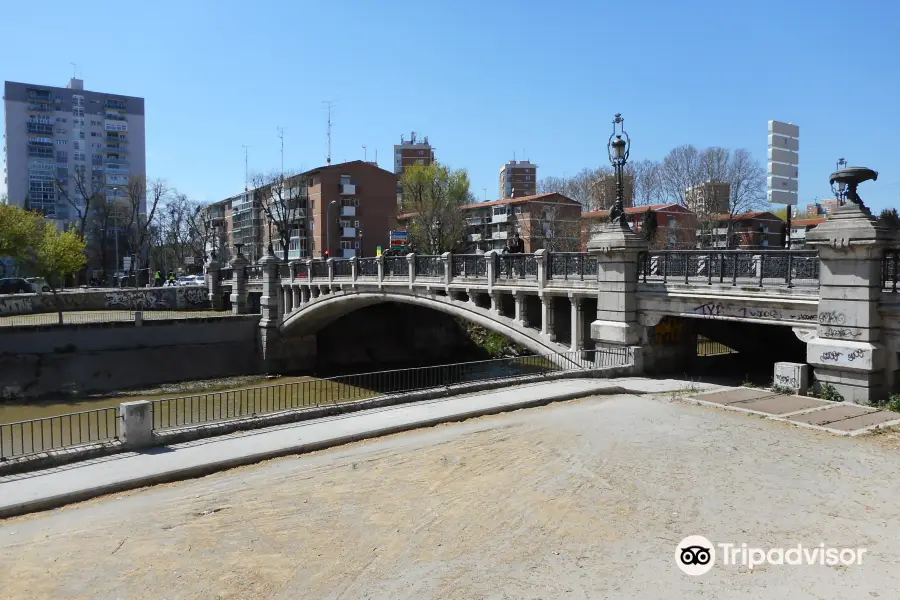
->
left=209, top=203, right=900, bottom=403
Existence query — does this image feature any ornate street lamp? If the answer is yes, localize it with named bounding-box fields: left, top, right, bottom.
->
left=607, top=113, right=632, bottom=231
left=831, top=157, right=849, bottom=204
left=830, top=165, right=878, bottom=211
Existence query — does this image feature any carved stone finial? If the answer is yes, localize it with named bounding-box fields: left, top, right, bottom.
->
left=830, top=166, right=878, bottom=209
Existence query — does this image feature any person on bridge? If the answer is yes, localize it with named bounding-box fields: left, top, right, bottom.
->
left=167, top=272, right=176, bottom=286
left=154, top=270, right=162, bottom=287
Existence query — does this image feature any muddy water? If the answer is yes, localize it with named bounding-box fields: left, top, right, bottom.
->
left=0, top=374, right=316, bottom=425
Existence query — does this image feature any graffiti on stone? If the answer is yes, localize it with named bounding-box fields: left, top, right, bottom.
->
left=818, top=311, right=846, bottom=325
left=104, top=290, right=170, bottom=309
left=179, top=286, right=208, bottom=307
left=649, top=317, right=686, bottom=346
left=688, top=301, right=815, bottom=324
left=823, top=327, right=863, bottom=339
left=0, top=296, right=34, bottom=316
left=693, top=302, right=724, bottom=317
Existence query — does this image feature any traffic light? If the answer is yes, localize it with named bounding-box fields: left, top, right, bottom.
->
left=324, top=249, right=329, bottom=259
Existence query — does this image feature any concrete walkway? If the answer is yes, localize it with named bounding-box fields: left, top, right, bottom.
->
left=0, top=377, right=712, bottom=519
left=686, top=387, right=900, bottom=434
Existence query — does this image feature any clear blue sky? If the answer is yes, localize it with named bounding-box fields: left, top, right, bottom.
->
left=2, top=0, right=898, bottom=211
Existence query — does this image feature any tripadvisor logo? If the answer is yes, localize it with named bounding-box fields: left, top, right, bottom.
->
left=676, top=536, right=867, bottom=576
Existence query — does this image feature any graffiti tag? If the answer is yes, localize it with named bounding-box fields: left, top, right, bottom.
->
left=819, top=311, right=846, bottom=325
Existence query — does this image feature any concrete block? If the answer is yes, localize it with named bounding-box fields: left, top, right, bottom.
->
left=773, top=361, right=808, bottom=395
left=590, top=320, right=642, bottom=345
left=806, top=338, right=884, bottom=371
left=120, top=401, right=153, bottom=449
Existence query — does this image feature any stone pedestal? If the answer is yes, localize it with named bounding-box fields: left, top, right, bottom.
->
left=586, top=220, right=647, bottom=366
left=206, top=259, right=223, bottom=310
left=806, top=201, right=891, bottom=403
left=120, top=400, right=153, bottom=449
left=229, top=255, right=249, bottom=315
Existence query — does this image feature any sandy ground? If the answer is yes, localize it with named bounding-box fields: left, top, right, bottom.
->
left=2, top=393, right=900, bottom=599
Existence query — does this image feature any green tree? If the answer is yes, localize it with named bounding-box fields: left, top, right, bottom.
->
left=879, top=208, right=900, bottom=231
left=640, top=209, right=659, bottom=247
left=401, top=163, right=470, bottom=254
left=0, top=206, right=86, bottom=322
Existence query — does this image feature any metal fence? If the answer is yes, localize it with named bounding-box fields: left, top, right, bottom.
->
left=358, top=257, right=378, bottom=277
left=384, top=256, right=409, bottom=277
left=548, top=252, right=598, bottom=281
left=452, top=254, right=487, bottom=279
left=697, top=336, right=739, bottom=357
left=310, top=260, right=329, bottom=278
left=246, top=265, right=263, bottom=280
left=0, top=407, right=119, bottom=460
left=415, top=255, right=443, bottom=278
left=496, top=253, right=538, bottom=280
left=638, top=250, right=820, bottom=287
left=150, top=349, right=630, bottom=431
left=333, top=259, right=353, bottom=278
left=0, top=309, right=234, bottom=328
left=292, top=261, right=309, bottom=279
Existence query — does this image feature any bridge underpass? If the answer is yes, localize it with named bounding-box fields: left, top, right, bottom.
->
left=644, top=315, right=808, bottom=386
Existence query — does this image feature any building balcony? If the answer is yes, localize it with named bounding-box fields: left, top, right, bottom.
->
left=105, top=146, right=128, bottom=155
left=104, top=100, right=127, bottom=110
left=26, top=92, right=51, bottom=102
left=467, top=217, right=488, bottom=226
left=467, top=233, right=482, bottom=242
left=491, top=213, right=511, bottom=223
left=106, top=136, right=127, bottom=144
left=27, top=103, right=52, bottom=112
left=341, top=205, right=356, bottom=217
left=342, top=249, right=357, bottom=259
left=27, top=123, right=54, bottom=134
left=340, top=183, right=356, bottom=195
left=492, top=231, right=508, bottom=240
left=342, top=227, right=356, bottom=238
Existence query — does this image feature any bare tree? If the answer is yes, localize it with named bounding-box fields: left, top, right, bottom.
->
left=629, top=159, right=667, bottom=206
left=55, top=165, right=105, bottom=238
left=526, top=200, right=582, bottom=252
left=251, top=171, right=308, bottom=261
left=122, top=176, right=167, bottom=285
left=661, top=145, right=704, bottom=207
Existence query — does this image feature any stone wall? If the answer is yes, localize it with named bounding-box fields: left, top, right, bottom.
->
left=0, top=286, right=210, bottom=317
left=0, top=316, right=261, bottom=399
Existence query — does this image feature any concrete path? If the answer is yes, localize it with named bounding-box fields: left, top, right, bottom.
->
left=686, top=387, right=900, bottom=434
left=0, top=377, right=712, bottom=518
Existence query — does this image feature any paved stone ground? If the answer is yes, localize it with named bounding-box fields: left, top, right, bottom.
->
left=688, top=388, right=900, bottom=434
left=2, top=393, right=900, bottom=599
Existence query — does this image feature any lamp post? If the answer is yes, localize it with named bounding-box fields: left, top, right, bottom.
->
left=358, top=227, right=364, bottom=257
left=832, top=157, right=849, bottom=205
left=607, top=113, right=633, bottom=232
left=325, top=200, right=338, bottom=258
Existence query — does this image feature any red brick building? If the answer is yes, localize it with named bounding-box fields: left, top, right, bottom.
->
left=581, top=204, right=698, bottom=250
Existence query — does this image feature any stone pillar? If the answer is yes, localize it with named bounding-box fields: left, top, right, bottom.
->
left=206, top=259, right=223, bottom=310
left=586, top=218, right=647, bottom=369
left=229, top=254, right=249, bottom=315
left=327, top=258, right=335, bottom=285
left=283, top=285, right=293, bottom=314
left=407, top=252, right=416, bottom=289
left=570, top=293, right=584, bottom=352
left=376, top=255, right=385, bottom=284
left=351, top=255, right=359, bottom=282
left=535, top=249, right=548, bottom=291
left=441, top=252, right=452, bottom=286
left=305, top=258, right=314, bottom=282
left=490, top=292, right=502, bottom=315
left=485, top=250, right=498, bottom=293
left=258, top=253, right=282, bottom=325
left=805, top=200, right=891, bottom=403
left=292, top=285, right=301, bottom=308
left=120, top=400, right=153, bottom=449
left=541, top=295, right=556, bottom=341
left=301, top=286, right=310, bottom=303
left=514, top=291, right=529, bottom=327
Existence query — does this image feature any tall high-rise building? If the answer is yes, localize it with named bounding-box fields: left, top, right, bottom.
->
left=3, top=78, right=146, bottom=226
left=393, top=131, right=434, bottom=207
left=499, top=160, right=538, bottom=199
left=685, top=181, right=731, bottom=214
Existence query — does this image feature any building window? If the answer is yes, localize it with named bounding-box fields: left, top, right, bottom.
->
left=354, top=220, right=360, bottom=227
left=354, top=241, right=360, bottom=249
left=340, top=241, right=351, bottom=250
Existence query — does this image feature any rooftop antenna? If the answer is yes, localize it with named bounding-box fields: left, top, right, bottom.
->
left=241, top=145, right=251, bottom=192
left=277, top=126, right=285, bottom=181
left=374, top=149, right=378, bottom=166
left=323, top=101, right=335, bottom=165
left=362, top=145, right=367, bottom=162
left=70, top=62, right=77, bottom=78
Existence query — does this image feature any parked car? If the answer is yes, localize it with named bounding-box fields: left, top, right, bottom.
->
left=192, top=275, right=205, bottom=286
left=25, top=277, right=51, bottom=293
left=176, top=276, right=194, bottom=287
left=0, top=278, right=33, bottom=294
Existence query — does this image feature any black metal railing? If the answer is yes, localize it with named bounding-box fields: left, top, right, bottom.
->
left=310, top=260, right=329, bottom=278
left=220, top=266, right=232, bottom=281
left=452, top=254, right=487, bottom=278
left=149, top=350, right=631, bottom=431
left=246, top=265, right=263, bottom=280
left=358, top=257, right=378, bottom=277
left=0, top=407, right=119, bottom=460
left=292, top=261, right=309, bottom=279
left=415, top=255, right=442, bottom=278
left=496, top=253, right=538, bottom=280
left=883, top=250, right=900, bottom=293
left=333, top=259, right=352, bottom=278
left=384, top=256, right=409, bottom=277
left=638, top=250, right=820, bottom=288
left=548, top=252, right=598, bottom=281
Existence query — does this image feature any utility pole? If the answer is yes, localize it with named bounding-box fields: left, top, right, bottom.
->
left=323, top=101, right=334, bottom=165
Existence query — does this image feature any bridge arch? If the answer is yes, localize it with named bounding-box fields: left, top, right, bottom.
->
left=279, top=290, right=571, bottom=357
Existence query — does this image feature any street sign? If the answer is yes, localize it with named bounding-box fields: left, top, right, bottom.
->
left=390, top=230, right=409, bottom=250
left=123, top=256, right=132, bottom=271
left=767, top=120, right=799, bottom=206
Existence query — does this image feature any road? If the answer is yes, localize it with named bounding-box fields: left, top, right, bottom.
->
left=1, top=393, right=900, bottom=599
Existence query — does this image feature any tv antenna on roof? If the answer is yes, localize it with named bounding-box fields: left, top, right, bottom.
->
left=241, top=145, right=251, bottom=192
left=323, top=101, right=335, bottom=165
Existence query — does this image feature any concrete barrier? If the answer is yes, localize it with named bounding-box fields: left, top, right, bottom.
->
left=0, top=286, right=211, bottom=317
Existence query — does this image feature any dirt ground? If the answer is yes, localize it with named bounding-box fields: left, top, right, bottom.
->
left=2, top=393, right=900, bottom=599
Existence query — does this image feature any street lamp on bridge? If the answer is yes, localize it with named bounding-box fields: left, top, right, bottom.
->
left=607, top=113, right=633, bottom=232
